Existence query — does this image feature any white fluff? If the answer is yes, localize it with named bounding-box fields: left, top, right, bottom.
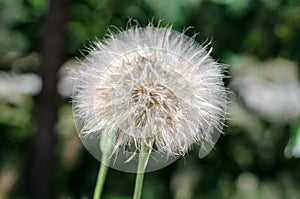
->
left=72, top=25, right=227, bottom=157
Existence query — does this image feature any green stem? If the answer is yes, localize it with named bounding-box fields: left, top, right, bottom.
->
left=93, top=130, right=116, bottom=199
left=133, top=143, right=151, bottom=199
left=93, top=154, right=110, bottom=199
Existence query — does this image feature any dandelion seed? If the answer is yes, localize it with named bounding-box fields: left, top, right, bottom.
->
left=72, top=24, right=227, bottom=172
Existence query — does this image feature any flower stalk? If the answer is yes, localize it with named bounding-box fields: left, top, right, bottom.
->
left=93, top=154, right=110, bottom=199
left=93, top=130, right=116, bottom=199
left=133, top=142, right=152, bottom=199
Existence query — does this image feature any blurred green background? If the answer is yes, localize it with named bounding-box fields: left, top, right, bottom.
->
left=1, top=0, right=300, bottom=198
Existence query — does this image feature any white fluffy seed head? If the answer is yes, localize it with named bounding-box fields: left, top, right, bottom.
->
left=72, top=25, right=227, bottom=157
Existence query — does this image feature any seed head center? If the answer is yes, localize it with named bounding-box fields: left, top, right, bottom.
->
left=132, top=83, right=168, bottom=108
left=130, top=82, right=180, bottom=129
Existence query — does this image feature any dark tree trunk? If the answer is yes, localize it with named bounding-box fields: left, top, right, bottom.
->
left=29, top=0, right=71, bottom=198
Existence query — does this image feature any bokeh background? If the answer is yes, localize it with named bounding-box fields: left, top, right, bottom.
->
left=1, top=0, right=300, bottom=198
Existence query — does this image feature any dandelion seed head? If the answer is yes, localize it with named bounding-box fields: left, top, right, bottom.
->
left=72, top=24, right=227, bottom=165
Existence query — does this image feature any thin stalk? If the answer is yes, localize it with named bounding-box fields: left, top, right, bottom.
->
left=93, top=130, right=116, bottom=199
left=93, top=154, right=110, bottom=199
left=133, top=143, right=152, bottom=199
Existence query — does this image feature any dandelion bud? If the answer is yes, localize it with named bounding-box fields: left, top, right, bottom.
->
left=72, top=24, right=227, bottom=172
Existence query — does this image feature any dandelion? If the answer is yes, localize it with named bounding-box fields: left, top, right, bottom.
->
left=72, top=23, right=227, bottom=199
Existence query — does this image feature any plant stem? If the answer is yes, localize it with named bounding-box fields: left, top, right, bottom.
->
left=93, top=130, right=116, bottom=199
left=133, top=143, right=151, bottom=199
left=93, top=154, right=110, bottom=199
